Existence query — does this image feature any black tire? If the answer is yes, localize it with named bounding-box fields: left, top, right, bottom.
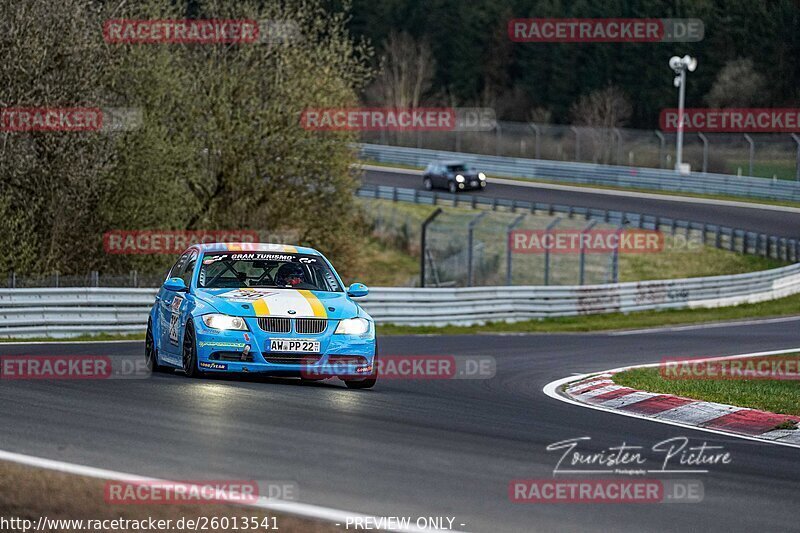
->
left=423, top=177, right=433, bottom=190
left=344, top=354, right=378, bottom=390
left=182, top=320, right=203, bottom=378
left=145, top=319, right=168, bottom=373
left=448, top=181, right=457, bottom=194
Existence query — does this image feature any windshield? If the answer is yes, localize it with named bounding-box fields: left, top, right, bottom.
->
left=446, top=163, right=472, bottom=172
left=198, top=251, right=342, bottom=292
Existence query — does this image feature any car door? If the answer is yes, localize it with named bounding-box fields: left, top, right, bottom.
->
left=433, top=163, right=446, bottom=188
left=159, top=250, right=196, bottom=358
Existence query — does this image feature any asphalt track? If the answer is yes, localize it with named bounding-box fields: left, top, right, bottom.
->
left=2, top=319, right=799, bottom=533
left=363, top=167, right=800, bottom=239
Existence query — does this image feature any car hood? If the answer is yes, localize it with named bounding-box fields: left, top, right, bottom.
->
left=195, top=287, right=363, bottom=320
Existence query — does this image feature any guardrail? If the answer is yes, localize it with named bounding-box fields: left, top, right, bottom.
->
left=2, top=262, right=800, bottom=336
left=356, top=184, right=799, bottom=262
left=359, top=143, right=800, bottom=202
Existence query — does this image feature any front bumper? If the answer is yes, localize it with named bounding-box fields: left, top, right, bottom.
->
left=456, top=179, right=487, bottom=191
left=194, top=317, right=376, bottom=378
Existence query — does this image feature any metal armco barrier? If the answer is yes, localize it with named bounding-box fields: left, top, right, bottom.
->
left=355, top=184, right=799, bottom=262
left=2, top=262, right=800, bottom=336
left=359, top=143, right=800, bottom=202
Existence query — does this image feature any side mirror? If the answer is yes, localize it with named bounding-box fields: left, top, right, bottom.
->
left=347, top=282, right=369, bottom=298
left=163, top=277, right=188, bottom=292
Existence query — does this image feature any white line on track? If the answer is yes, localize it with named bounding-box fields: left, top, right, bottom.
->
left=359, top=164, right=800, bottom=213
left=0, top=449, right=469, bottom=533
left=607, top=315, right=800, bottom=336
left=0, top=339, right=141, bottom=345
left=542, top=347, right=800, bottom=450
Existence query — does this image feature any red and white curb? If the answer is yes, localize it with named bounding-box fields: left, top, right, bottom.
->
left=543, top=348, right=800, bottom=449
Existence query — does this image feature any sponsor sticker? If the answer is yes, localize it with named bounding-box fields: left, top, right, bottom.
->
left=198, top=361, right=228, bottom=370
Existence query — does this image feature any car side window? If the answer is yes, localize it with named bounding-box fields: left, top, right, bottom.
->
left=168, top=252, right=190, bottom=279
left=179, top=251, right=198, bottom=287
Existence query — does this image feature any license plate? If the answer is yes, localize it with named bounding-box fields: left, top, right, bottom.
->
left=470, top=181, right=478, bottom=187
left=269, top=338, right=320, bottom=353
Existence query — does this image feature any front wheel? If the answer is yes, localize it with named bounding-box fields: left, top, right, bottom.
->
left=182, top=321, right=203, bottom=378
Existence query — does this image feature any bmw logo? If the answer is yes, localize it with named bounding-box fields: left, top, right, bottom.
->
left=288, top=310, right=296, bottom=315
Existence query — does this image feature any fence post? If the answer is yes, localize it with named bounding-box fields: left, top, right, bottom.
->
left=654, top=130, right=665, bottom=168
left=419, top=208, right=443, bottom=288
left=467, top=211, right=488, bottom=287
left=544, top=218, right=562, bottom=285
left=698, top=132, right=709, bottom=173
left=530, top=123, right=541, bottom=159
left=571, top=126, right=580, bottom=161
left=611, top=224, right=624, bottom=283
left=744, top=134, right=755, bottom=176
left=579, top=220, right=598, bottom=285
left=506, top=213, right=527, bottom=285
left=613, top=128, right=623, bottom=165
left=793, top=134, right=800, bottom=181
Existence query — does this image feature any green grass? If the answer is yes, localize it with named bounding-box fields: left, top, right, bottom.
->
left=353, top=238, right=418, bottom=287
left=727, top=160, right=797, bottom=181
left=376, top=290, right=800, bottom=335
left=361, top=159, right=800, bottom=209
left=613, top=355, right=800, bottom=418
left=0, top=332, right=145, bottom=343
left=619, top=242, right=786, bottom=281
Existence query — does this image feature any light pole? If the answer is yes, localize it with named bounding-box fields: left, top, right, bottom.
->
left=669, top=55, right=697, bottom=174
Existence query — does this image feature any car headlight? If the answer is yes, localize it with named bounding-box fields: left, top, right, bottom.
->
left=335, top=317, right=370, bottom=335
left=456, top=174, right=465, bottom=183
left=202, top=314, right=248, bottom=331
left=478, top=172, right=486, bottom=180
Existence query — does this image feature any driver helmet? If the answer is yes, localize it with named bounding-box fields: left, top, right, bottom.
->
left=275, top=262, right=306, bottom=287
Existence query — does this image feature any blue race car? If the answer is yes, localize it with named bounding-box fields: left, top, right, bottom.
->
left=145, top=243, right=377, bottom=389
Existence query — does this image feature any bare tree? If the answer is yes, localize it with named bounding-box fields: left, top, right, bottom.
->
left=569, top=86, right=632, bottom=164
left=366, top=31, right=435, bottom=108
left=705, top=58, right=766, bottom=108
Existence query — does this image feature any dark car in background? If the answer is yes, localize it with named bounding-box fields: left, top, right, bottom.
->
left=423, top=160, right=487, bottom=193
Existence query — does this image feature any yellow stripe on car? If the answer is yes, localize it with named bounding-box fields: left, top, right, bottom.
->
left=298, top=290, right=327, bottom=318
left=252, top=299, right=270, bottom=316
